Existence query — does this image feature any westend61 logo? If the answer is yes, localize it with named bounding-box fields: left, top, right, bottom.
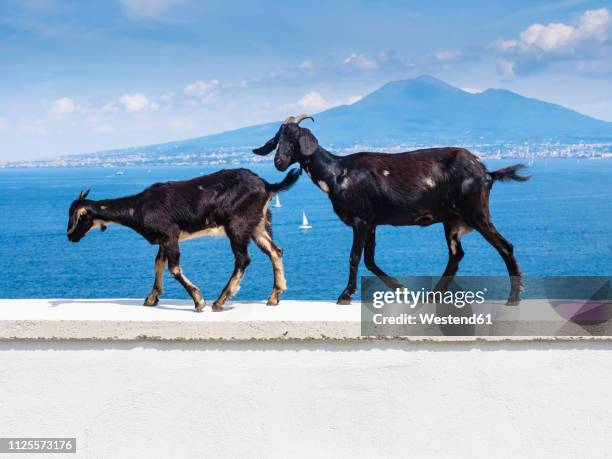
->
left=361, top=276, right=612, bottom=337
left=372, top=287, right=487, bottom=309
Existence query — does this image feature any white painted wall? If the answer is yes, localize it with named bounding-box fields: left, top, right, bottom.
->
left=2, top=340, right=612, bottom=458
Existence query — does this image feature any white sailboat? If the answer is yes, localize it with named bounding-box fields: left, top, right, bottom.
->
left=273, top=195, right=282, bottom=208
left=299, top=211, right=312, bottom=230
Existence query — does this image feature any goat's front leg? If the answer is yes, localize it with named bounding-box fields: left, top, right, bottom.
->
left=144, top=246, right=166, bottom=306
left=213, top=233, right=251, bottom=311
left=364, top=226, right=403, bottom=290
left=165, top=241, right=206, bottom=312
left=337, top=223, right=367, bottom=305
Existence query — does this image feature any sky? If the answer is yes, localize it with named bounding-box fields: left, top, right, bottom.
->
left=1, top=0, right=611, bottom=161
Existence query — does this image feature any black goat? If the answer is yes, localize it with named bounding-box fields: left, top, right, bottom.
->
left=67, top=168, right=300, bottom=311
left=254, top=114, right=530, bottom=305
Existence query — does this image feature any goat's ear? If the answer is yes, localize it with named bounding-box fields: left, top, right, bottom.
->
left=298, top=129, right=318, bottom=157
left=252, top=133, right=279, bottom=156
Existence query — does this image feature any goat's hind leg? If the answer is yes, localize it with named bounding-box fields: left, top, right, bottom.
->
left=165, top=242, right=206, bottom=312
left=213, top=232, right=251, bottom=311
left=253, top=227, right=286, bottom=306
left=144, top=246, right=166, bottom=306
left=472, top=217, right=522, bottom=306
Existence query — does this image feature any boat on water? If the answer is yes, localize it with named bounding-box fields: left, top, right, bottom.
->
left=115, top=170, right=125, bottom=176
left=299, top=212, right=312, bottom=230
left=273, top=195, right=282, bottom=208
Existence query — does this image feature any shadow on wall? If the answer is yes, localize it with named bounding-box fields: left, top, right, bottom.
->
left=46, top=298, right=226, bottom=312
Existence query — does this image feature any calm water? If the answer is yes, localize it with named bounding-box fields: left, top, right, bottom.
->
left=0, top=159, right=610, bottom=301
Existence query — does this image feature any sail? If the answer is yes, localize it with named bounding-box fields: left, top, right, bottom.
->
left=299, top=211, right=312, bottom=229
left=274, top=195, right=281, bottom=207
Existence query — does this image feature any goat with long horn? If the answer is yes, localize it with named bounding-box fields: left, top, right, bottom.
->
left=254, top=114, right=530, bottom=305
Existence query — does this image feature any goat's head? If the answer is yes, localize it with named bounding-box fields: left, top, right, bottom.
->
left=67, top=189, right=105, bottom=242
left=253, top=114, right=318, bottom=171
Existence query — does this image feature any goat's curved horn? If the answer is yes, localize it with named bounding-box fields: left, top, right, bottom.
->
left=283, top=114, right=314, bottom=125
left=78, top=189, right=91, bottom=200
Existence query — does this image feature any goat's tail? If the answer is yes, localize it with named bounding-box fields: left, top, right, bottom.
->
left=489, top=164, right=531, bottom=183
left=266, top=168, right=301, bottom=194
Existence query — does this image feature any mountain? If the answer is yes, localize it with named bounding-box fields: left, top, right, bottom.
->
left=20, top=75, right=612, bottom=167
left=140, top=75, right=612, bottom=150
left=313, top=75, right=612, bottom=145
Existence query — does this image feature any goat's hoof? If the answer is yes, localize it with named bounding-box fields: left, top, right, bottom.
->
left=195, top=301, right=206, bottom=312
left=212, top=301, right=225, bottom=312
left=337, top=295, right=352, bottom=305
left=266, top=298, right=279, bottom=306
left=143, top=295, right=159, bottom=307
left=506, top=292, right=521, bottom=306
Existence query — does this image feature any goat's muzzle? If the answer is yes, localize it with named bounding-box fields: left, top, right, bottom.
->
left=274, top=155, right=290, bottom=171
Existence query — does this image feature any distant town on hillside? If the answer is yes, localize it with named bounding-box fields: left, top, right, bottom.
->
left=4, top=76, right=612, bottom=168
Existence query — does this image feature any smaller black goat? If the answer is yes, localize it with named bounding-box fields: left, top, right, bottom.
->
left=254, top=115, right=530, bottom=305
left=67, top=168, right=299, bottom=311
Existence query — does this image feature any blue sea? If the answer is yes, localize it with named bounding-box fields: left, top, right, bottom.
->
left=0, top=159, right=610, bottom=301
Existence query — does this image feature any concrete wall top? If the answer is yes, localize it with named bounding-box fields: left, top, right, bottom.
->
left=0, top=299, right=608, bottom=342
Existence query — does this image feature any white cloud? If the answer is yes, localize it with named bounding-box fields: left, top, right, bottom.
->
left=491, top=39, right=518, bottom=52
left=577, top=8, right=610, bottom=40
left=298, top=60, right=314, bottom=70
left=119, top=93, right=158, bottom=112
left=343, top=53, right=379, bottom=70
left=497, top=7, right=610, bottom=53
left=490, top=8, right=611, bottom=78
left=183, top=80, right=220, bottom=104
left=49, top=97, right=76, bottom=115
left=184, top=80, right=219, bottom=97
left=283, top=92, right=362, bottom=113
left=435, top=50, right=463, bottom=62
left=297, top=91, right=330, bottom=111
left=520, top=22, right=575, bottom=51
left=120, top=0, right=175, bottom=18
